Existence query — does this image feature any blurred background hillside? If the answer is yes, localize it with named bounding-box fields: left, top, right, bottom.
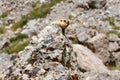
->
left=0, top=0, right=120, bottom=80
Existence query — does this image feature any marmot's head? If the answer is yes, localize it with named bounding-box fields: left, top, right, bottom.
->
left=57, top=19, right=69, bottom=29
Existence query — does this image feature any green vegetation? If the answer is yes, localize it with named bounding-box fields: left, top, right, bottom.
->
left=0, top=26, right=6, bottom=34
left=0, top=12, right=8, bottom=19
left=109, top=65, right=120, bottom=70
left=112, top=31, right=120, bottom=38
left=5, top=40, right=29, bottom=54
left=10, top=33, right=28, bottom=42
left=11, top=16, right=28, bottom=31
left=31, top=1, right=39, bottom=8
left=73, top=38, right=79, bottom=44
left=103, top=17, right=120, bottom=38
left=4, top=33, right=29, bottom=54
left=104, top=17, right=120, bottom=30
left=114, top=65, right=120, bottom=70
left=27, top=0, right=66, bottom=19
left=104, top=17, right=115, bottom=26
left=12, top=0, right=66, bottom=31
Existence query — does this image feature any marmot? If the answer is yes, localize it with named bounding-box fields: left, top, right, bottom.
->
left=56, top=19, right=69, bottom=35
left=51, top=19, right=70, bottom=41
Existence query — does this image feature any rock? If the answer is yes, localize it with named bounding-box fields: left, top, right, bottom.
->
left=73, top=44, right=108, bottom=73
left=73, top=0, right=106, bottom=9
left=0, top=37, right=9, bottom=50
left=18, top=47, right=33, bottom=65
left=40, top=0, right=49, bottom=3
left=44, top=62, right=66, bottom=71
left=47, top=1, right=76, bottom=21
left=43, top=62, right=69, bottom=80
left=88, top=0, right=106, bottom=9
left=109, top=33, right=120, bottom=42
left=38, top=68, right=46, bottom=75
left=86, top=34, right=110, bottom=63
left=80, top=70, right=120, bottom=80
left=21, top=19, right=46, bottom=37
left=77, top=9, right=112, bottom=33
left=77, top=31, right=89, bottom=42
left=113, top=52, right=120, bottom=65
left=66, top=23, right=82, bottom=41
left=22, top=74, right=29, bottom=80
left=43, top=74, right=54, bottom=80
left=12, top=68, right=21, bottom=76
left=0, top=53, right=12, bottom=73
left=108, top=42, right=119, bottom=52
left=0, top=0, right=34, bottom=26
left=86, top=29, right=98, bottom=38
left=105, top=0, right=120, bottom=16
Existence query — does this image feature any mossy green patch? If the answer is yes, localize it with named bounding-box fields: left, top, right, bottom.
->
left=5, top=39, right=29, bottom=54
left=114, top=65, right=120, bottom=70
left=11, top=16, right=28, bottom=31
left=112, top=31, right=120, bottom=38
left=10, top=33, right=28, bottom=42
left=109, top=65, right=120, bottom=70
left=103, top=17, right=115, bottom=26
left=0, top=12, right=8, bottom=19
left=103, top=17, right=120, bottom=38
left=73, top=37, right=79, bottom=44
left=4, top=33, right=29, bottom=54
left=32, top=1, right=39, bottom=8
left=0, top=26, right=6, bottom=34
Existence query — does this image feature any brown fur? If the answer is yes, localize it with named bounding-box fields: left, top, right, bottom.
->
left=57, top=19, right=69, bottom=41
left=57, top=19, right=69, bottom=29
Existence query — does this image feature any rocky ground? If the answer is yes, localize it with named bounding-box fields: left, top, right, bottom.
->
left=0, top=0, right=120, bottom=80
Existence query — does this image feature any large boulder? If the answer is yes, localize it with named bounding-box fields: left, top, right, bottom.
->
left=73, top=44, right=108, bottom=73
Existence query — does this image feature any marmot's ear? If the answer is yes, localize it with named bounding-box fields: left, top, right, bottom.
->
left=67, top=20, right=70, bottom=26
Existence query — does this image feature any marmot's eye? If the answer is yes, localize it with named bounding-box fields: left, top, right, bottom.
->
left=63, top=20, right=66, bottom=22
left=60, top=20, right=62, bottom=22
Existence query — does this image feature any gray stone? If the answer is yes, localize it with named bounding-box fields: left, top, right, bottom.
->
left=43, top=74, right=54, bottom=80
left=77, top=31, right=89, bottom=42
left=17, top=46, right=33, bottom=66
left=108, top=42, right=119, bottom=52
left=105, top=0, right=120, bottom=16
left=12, top=68, right=21, bottom=76
left=0, top=53, right=12, bottom=73
left=21, top=19, right=45, bottom=37
left=113, top=52, right=120, bottom=65
left=73, top=0, right=106, bottom=9
left=80, top=70, right=120, bottom=80
left=86, top=34, right=110, bottom=63
left=109, top=34, right=120, bottom=42
left=22, top=74, right=29, bottom=80
left=73, top=44, right=108, bottom=73
left=88, top=0, right=106, bottom=9
left=0, top=38, right=9, bottom=50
